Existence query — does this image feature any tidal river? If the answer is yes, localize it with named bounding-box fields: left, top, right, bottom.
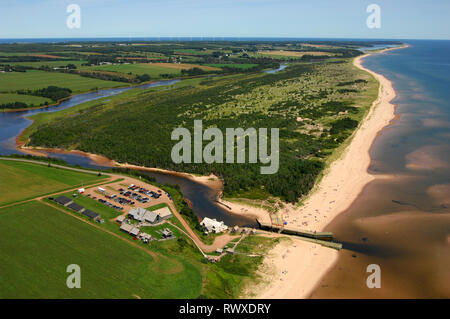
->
left=311, top=40, right=450, bottom=298
left=0, top=78, right=257, bottom=227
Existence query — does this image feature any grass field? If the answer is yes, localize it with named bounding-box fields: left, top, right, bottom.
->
left=252, top=50, right=339, bottom=60
left=0, top=201, right=202, bottom=298
left=0, top=70, right=124, bottom=93
left=258, top=50, right=338, bottom=58
left=0, top=160, right=105, bottom=206
left=0, top=93, right=51, bottom=106
left=9, top=60, right=88, bottom=68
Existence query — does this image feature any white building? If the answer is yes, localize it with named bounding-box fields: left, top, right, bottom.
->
left=153, top=206, right=173, bottom=220
left=200, top=217, right=228, bottom=234
left=130, top=206, right=173, bottom=224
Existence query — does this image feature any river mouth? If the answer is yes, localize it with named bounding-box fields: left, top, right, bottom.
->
left=1, top=74, right=276, bottom=227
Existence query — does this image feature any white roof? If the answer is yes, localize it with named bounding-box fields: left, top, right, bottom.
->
left=201, top=217, right=228, bottom=233
left=130, top=227, right=140, bottom=236
left=153, top=206, right=172, bottom=219
left=120, top=223, right=134, bottom=233
left=143, top=210, right=158, bottom=223
left=116, top=215, right=125, bottom=223
left=140, top=232, right=151, bottom=240
left=129, top=207, right=147, bottom=221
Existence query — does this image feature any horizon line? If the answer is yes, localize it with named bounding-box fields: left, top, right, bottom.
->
left=0, top=36, right=448, bottom=42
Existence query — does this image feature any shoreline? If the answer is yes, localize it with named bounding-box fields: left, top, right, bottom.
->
left=245, top=44, right=408, bottom=299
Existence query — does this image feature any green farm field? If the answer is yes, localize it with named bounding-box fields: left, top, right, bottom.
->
left=0, top=70, right=125, bottom=93
left=0, top=157, right=289, bottom=298
left=84, top=63, right=182, bottom=77
left=0, top=160, right=105, bottom=206
left=0, top=201, right=202, bottom=298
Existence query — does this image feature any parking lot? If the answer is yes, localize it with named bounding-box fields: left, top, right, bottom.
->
left=82, top=177, right=174, bottom=218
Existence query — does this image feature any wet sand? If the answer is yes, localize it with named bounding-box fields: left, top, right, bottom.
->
left=310, top=42, right=450, bottom=298
left=246, top=46, right=409, bottom=299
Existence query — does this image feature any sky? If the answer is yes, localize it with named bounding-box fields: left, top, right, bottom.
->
left=0, top=0, right=449, bottom=40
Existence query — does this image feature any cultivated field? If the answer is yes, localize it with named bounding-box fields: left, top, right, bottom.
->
left=256, top=50, right=338, bottom=59
left=0, top=70, right=124, bottom=92
left=0, top=160, right=105, bottom=205
left=0, top=201, right=202, bottom=298
left=86, top=62, right=220, bottom=77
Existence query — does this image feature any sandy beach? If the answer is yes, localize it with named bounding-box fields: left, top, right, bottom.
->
left=245, top=45, right=407, bottom=299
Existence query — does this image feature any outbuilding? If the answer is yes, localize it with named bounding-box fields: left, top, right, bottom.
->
left=67, top=202, right=85, bottom=213
left=116, top=215, right=125, bottom=224
left=54, top=196, right=73, bottom=207
left=82, top=209, right=101, bottom=221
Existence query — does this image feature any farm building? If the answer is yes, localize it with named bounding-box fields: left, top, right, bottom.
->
left=139, top=232, right=152, bottom=243
left=200, top=217, right=228, bottom=234
left=54, top=196, right=73, bottom=207
left=67, top=202, right=85, bottom=213
left=120, top=223, right=134, bottom=233
left=129, top=206, right=172, bottom=224
left=116, top=215, right=125, bottom=224
left=129, top=227, right=140, bottom=237
left=120, top=223, right=140, bottom=237
left=82, top=209, right=100, bottom=221
left=128, top=207, right=147, bottom=222
left=162, top=228, right=174, bottom=238
left=143, top=210, right=159, bottom=224
left=153, top=206, right=173, bottom=220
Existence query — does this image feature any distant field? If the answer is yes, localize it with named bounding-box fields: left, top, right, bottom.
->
left=0, top=201, right=202, bottom=298
left=0, top=93, right=51, bottom=106
left=256, top=50, right=338, bottom=59
left=0, top=70, right=124, bottom=92
left=174, top=49, right=213, bottom=55
left=9, top=60, right=87, bottom=68
left=150, top=63, right=220, bottom=71
left=205, top=63, right=258, bottom=69
left=85, top=62, right=220, bottom=78
left=84, top=63, right=182, bottom=77
left=0, top=160, right=105, bottom=205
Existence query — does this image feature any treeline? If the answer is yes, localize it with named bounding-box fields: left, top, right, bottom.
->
left=0, top=102, right=30, bottom=109
left=17, top=86, right=72, bottom=101
left=0, top=64, right=29, bottom=72
left=71, top=70, right=132, bottom=83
